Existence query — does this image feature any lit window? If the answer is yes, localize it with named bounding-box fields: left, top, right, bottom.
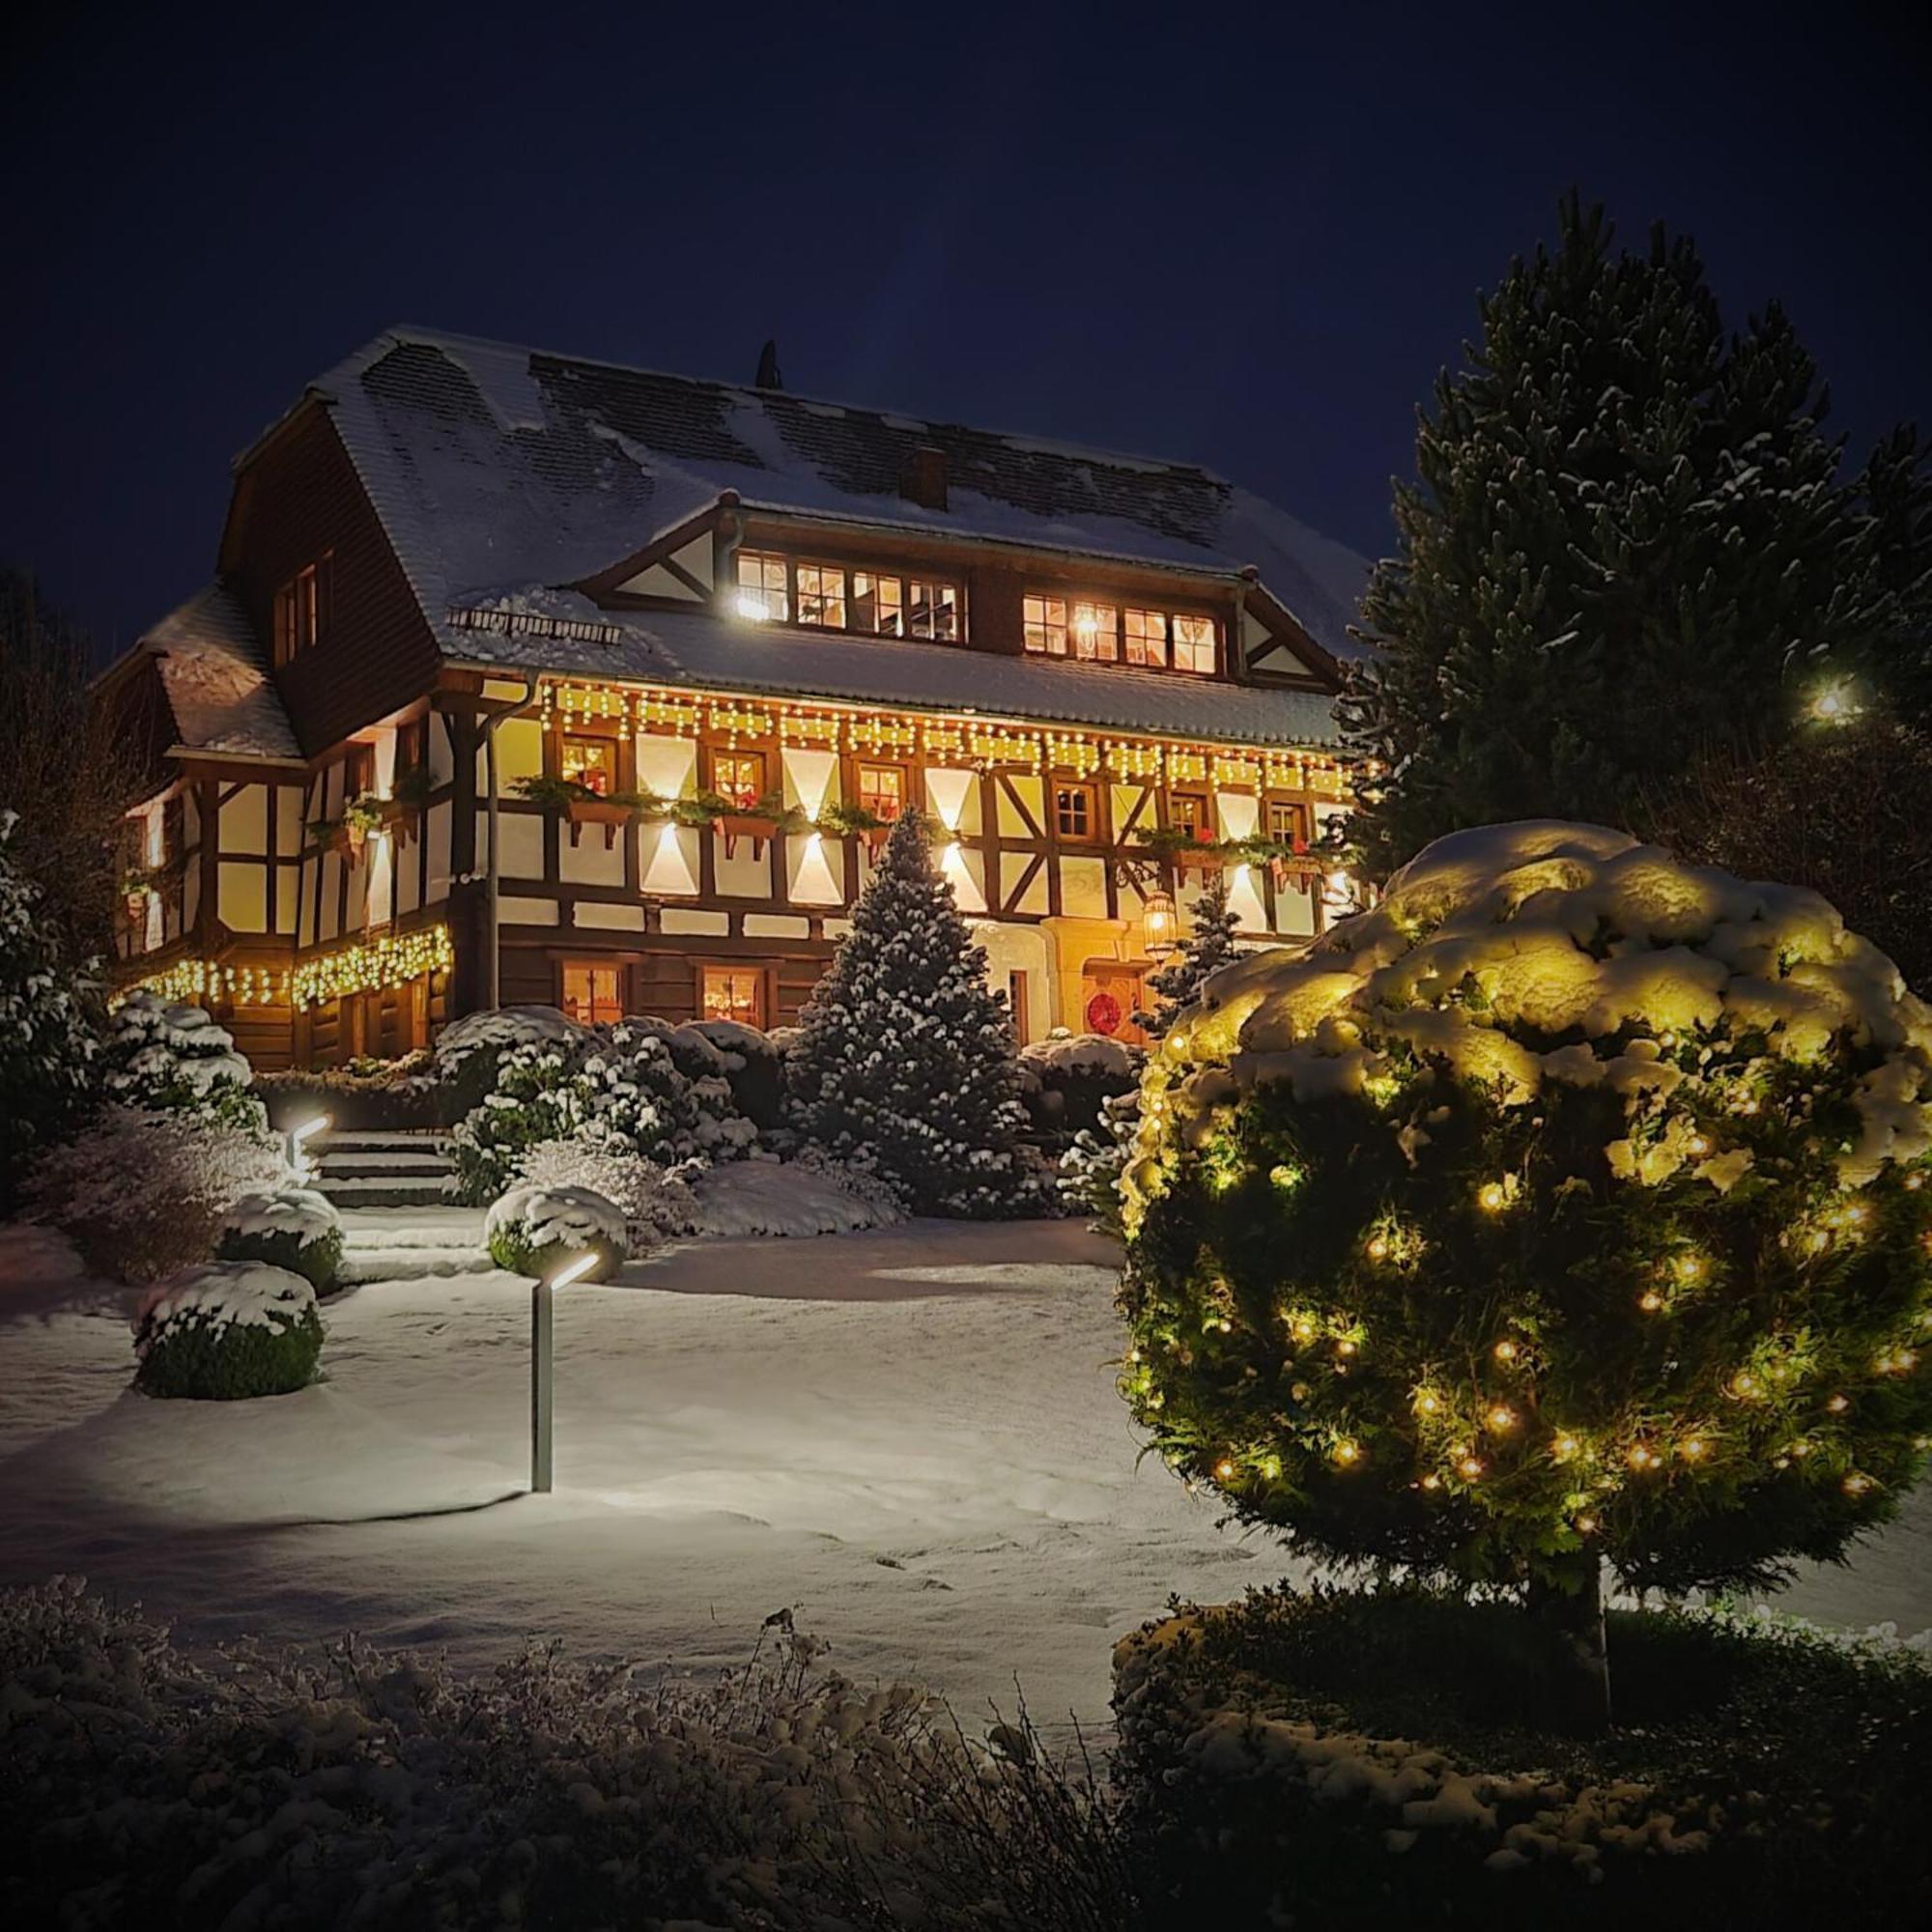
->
left=1024, top=595, right=1067, bottom=655
left=736, top=552, right=788, bottom=621
left=272, top=557, right=329, bottom=664
left=1054, top=784, right=1096, bottom=840
left=1070, top=602, right=1118, bottom=662
left=1170, top=792, right=1208, bottom=837
left=908, top=580, right=958, bottom=640
left=857, top=764, right=906, bottom=819
left=711, top=751, right=766, bottom=809
left=561, top=736, right=615, bottom=795
left=1173, top=613, right=1217, bottom=674
left=1124, top=608, right=1168, bottom=668
left=796, top=563, right=847, bottom=629
left=853, top=571, right=904, bottom=635
left=562, top=962, right=622, bottom=1027
left=1267, top=800, right=1308, bottom=846
left=702, top=966, right=765, bottom=1025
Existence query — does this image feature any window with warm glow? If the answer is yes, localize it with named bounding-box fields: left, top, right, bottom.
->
left=796, top=563, right=846, bottom=629
left=711, top=751, right=766, bottom=809
left=857, top=763, right=906, bottom=819
left=1071, top=602, right=1119, bottom=662
left=561, top=961, right=622, bottom=1026
left=561, top=735, right=615, bottom=795
left=1170, top=792, right=1209, bottom=837
left=1024, top=595, right=1067, bottom=655
left=736, top=552, right=788, bottom=621
left=272, top=557, right=330, bottom=665
left=852, top=571, right=903, bottom=636
left=701, top=966, right=765, bottom=1025
left=1123, top=608, right=1168, bottom=668
left=1173, top=613, right=1217, bottom=673
left=1054, top=783, right=1097, bottom=840
left=1267, top=800, right=1309, bottom=846
left=906, top=579, right=958, bottom=639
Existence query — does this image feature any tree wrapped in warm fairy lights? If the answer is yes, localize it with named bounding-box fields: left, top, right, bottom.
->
left=1117, top=821, right=1932, bottom=1727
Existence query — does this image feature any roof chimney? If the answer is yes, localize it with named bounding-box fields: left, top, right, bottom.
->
left=754, top=340, right=782, bottom=390
left=900, top=444, right=948, bottom=512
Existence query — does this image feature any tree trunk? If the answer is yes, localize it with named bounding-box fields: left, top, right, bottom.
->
left=1526, top=1558, right=1611, bottom=1735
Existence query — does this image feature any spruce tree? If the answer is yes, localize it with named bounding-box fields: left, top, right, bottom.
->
left=0, top=810, right=99, bottom=1209
left=1343, top=192, right=1906, bottom=881
left=1136, top=869, right=1242, bottom=1037
left=788, top=810, right=1031, bottom=1216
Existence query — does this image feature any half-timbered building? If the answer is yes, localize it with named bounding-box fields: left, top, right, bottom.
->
left=99, top=327, right=1366, bottom=1065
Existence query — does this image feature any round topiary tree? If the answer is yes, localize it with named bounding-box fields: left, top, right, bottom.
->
left=215, top=1187, right=345, bottom=1292
left=1118, top=822, right=1932, bottom=1729
left=133, top=1263, right=325, bottom=1399
left=485, top=1182, right=626, bottom=1281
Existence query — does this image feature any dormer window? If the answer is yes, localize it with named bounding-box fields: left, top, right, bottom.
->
left=1024, top=593, right=1217, bottom=676
left=272, top=554, right=331, bottom=665
left=734, top=550, right=961, bottom=641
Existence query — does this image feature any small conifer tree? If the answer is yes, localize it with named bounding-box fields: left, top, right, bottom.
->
left=1136, top=870, right=1242, bottom=1038
left=788, top=810, right=1031, bottom=1216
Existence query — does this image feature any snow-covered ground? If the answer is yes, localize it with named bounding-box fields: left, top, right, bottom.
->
left=1, top=1213, right=1927, bottom=1736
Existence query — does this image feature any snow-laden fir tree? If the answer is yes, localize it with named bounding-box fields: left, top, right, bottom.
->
left=1343, top=192, right=1913, bottom=881
left=101, top=991, right=266, bottom=1130
left=1134, top=868, right=1242, bottom=1037
left=0, top=810, right=99, bottom=1209
left=788, top=810, right=1032, bottom=1216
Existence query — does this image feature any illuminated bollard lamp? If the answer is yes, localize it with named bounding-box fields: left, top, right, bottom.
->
left=287, top=1113, right=330, bottom=1183
left=530, top=1249, right=600, bottom=1493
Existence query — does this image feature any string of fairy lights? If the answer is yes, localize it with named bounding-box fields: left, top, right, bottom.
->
left=127, top=924, right=453, bottom=1011
left=538, top=678, right=1353, bottom=797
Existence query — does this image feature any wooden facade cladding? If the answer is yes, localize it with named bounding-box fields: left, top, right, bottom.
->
left=219, top=406, right=441, bottom=756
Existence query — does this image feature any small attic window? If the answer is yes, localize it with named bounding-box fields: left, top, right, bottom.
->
left=272, top=554, right=332, bottom=666
left=735, top=552, right=789, bottom=622
left=731, top=550, right=961, bottom=641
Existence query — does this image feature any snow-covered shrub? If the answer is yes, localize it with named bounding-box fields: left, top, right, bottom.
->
left=512, top=1138, right=691, bottom=1252
left=687, top=1015, right=792, bottom=1128
left=679, top=1151, right=906, bottom=1237
left=27, top=1104, right=288, bottom=1283
left=485, top=1183, right=626, bottom=1279
left=256, top=1051, right=440, bottom=1131
left=789, top=810, right=1037, bottom=1217
left=1115, top=1585, right=1932, bottom=1925
left=0, top=1580, right=1133, bottom=1932
left=1019, top=1029, right=1140, bottom=1149
left=1059, top=1089, right=1141, bottom=1236
left=101, top=991, right=265, bottom=1130
left=451, top=1022, right=757, bottom=1205
left=133, top=1261, right=324, bottom=1399
left=0, top=810, right=99, bottom=1210
left=215, top=1186, right=344, bottom=1291
left=432, top=1002, right=592, bottom=1118
left=1120, top=822, right=1932, bottom=1727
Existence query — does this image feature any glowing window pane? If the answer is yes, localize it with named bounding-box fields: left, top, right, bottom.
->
left=1024, top=595, right=1067, bottom=655
left=852, top=572, right=904, bottom=636
left=735, top=552, right=789, bottom=621
left=796, top=563, right=847, bottom=630
left=1174, top=613, right=1217, bottom=673
left=1124, top=608, right=1168, bottom=668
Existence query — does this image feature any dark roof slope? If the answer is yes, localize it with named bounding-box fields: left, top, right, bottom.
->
left=134, top=582, right=301, bottom=762
left=304, top=327, right=1369, bottom=667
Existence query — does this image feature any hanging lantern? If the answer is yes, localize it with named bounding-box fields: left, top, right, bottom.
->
left=1143, top=888, right=1179, bottom=961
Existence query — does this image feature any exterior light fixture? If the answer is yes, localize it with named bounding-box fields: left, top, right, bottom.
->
left=735, top=592, right=770, bottom=621
left=1143, top=888, right=1179, bottom=960
left=288, top=1114, right=330, bottom=1181
left=531, top=1249, right=602, bottom=1493
left=1810, top=680, right=1861, bottom=725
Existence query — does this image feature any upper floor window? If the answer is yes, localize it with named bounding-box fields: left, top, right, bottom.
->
left=272, top=555, right=332, bottom=665
left=711, top=749, right=766, bottom=808
left=1024, top=592, right=1217, bottom=676
left=1267, top=799, right=1310, bottom=847
left=1054, top=782, right=1097, bottom=841
left=736, top=551, right=960, bottom=640
left=1170, top=792, right=1209, bottom=838
left=857, top=763, right=907, bottom=820
left=562, top=734, right=615, bottom=795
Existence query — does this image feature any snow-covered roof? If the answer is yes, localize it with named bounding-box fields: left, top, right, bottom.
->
left=446, top=593, right=1346, bottom=747
left=308, top=325, right=1369, bottom=671
left=138, top=582, right=301, bottom=761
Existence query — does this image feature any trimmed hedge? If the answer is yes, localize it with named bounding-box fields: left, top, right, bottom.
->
left=1114, top=1584, right=1932, bottom=1926
left=485, top=1183, right=626, bottom=1281
left=133, top=1264, right=325, bottom=1401
left=214, top=1188, right=345, bottom=1293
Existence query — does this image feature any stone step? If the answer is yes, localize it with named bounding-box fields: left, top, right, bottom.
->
left=337, top=1246, right=496, bottom=1285
left=316, top=1151, right=454, bottom=1176
left=317, top=1174, right=456, bottom=1208
left=312, top=1130, right=450, bottom=1153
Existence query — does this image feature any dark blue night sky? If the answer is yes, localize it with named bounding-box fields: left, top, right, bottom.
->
left=6, top=0, right=1928, bottom=653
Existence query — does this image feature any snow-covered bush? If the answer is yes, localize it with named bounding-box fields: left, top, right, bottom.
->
left=789, top=810, right=1037, bottom=1217
left=432, top=1002, right=591, bottom=1118
left=677, top=1151, right=906, bottom=1237
left=256, top=1051, right=440, bottom=1132
left=1059, top=1089, right=1141, bottom=1236
left=451, top=1021, right=756, bottom=1205
left=485, top=1182, right=626, bottom=1279
left=27, top=1105, right=288, bottom=1283
left=1019, top=1029, right=1140, bottom=1149
left=0, top=810, right=99, bottom=1210
left=133, top=1261, right=324, bottom=1399
left=1115, top=1585, right=1932, bottom=1925
left=101, top=991, right=265, bottom=1130
left=0, top=1580, right=1132, bottom=1931
left=1120, top=821, right=1932, bottom=1727
left=215, top=1186, right=344, bottom=1292
left=687, top=1015, right=792, bottom=1128
left=513, top=1138, right=693, bottom=1252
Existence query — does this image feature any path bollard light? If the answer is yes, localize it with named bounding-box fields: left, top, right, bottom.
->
left=288, top=1114, right=330, bottom=1183
left=531, top=1248, right=600, bottom=1493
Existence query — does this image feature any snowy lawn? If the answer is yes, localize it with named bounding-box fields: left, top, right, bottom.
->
left=1, top=1214, right=1928, bottom=1735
